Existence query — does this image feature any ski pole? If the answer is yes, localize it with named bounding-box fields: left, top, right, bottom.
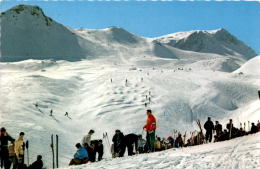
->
left=26, top=140, right=29, bottom=166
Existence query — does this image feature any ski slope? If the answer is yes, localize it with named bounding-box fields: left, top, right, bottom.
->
left=62, top=133, right=260, bottom=169
left=0, top=4, right=260, bottom=169
left=0, top=56, right=260, bottom=168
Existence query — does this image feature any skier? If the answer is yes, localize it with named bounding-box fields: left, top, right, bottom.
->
left=0, top=127, right=15, bottom=169
left=50, top=109, right=53, bottom=116
left=14, top=132, right=25, bottom=169
left=28, top=155, right=43, bottom=169
left=110, top=78, right=113, bottom=83
left=214, top=121, right=222, bottom=136
left=8, top=141, right=17, bottom=169
left=96, top=140, right=103, bottom=161
left=226, top=119, right=234, bottom=139
left=167, top=136, right=174, bottom=148
left=144, top=103, right=147, bottom=107
left=82, top=130, right=94, bottom=147
left=155, top=137, right=162, bottom=151
left=203, top=117, right=214, bottom=143
left=143, top=109, right=157, bottom=152
left=137, top=135, right=146, bottom=154
left=123, top=133, right=138, bottom=156
left=250, top=123, right=258, bottom=134
left=65, top=112, right=69, bottom=117
left=112, top=130, right=125, bottom=157
left=69, top=143, right=88, bottom=165
left=214, top=121, right=222, bottom=141
left=175, top=133, right=183, bottom=148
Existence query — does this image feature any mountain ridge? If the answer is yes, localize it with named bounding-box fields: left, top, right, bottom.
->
left=0, top=4, right=257, bottom=68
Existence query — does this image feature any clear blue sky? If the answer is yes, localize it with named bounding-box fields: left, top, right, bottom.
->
left=1, top=1, right=260, bottom=54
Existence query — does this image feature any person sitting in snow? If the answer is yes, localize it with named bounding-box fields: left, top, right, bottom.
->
left=69, top=143, right=88, bottom=165
left=28, top=155, right=43, bottom=169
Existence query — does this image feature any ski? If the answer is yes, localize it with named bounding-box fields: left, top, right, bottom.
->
left=51, top=134, right=55, bottom=169
left=56, top=134, right=59, bottom=168
left=196, top=120, right=205, bottom=144
left=25, top=140, right=29, bottom=166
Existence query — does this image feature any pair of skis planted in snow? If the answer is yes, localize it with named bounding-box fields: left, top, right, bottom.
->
left=50, top=134, right=59, bottom=169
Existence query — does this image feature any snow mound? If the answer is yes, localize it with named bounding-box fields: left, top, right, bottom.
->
left=234, top=55, right=260, bottom=75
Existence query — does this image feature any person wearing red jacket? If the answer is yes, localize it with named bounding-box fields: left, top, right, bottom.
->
left=143, top=109, right=157, bottom=152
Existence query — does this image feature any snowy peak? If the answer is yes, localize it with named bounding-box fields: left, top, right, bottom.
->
left=76, top=26, right=145, bottom=46
left=1, top=5, right=53, bottom=27
left=155, top=28, right=256, bottom=59
left=0, top=5, right=91, bottom=62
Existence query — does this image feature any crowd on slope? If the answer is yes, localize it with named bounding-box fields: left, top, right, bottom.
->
left=68, top=109, right=260, bottom=166
left=0, top=128, right=43, bottom=169
left=1, top=109, right=260, bottom=168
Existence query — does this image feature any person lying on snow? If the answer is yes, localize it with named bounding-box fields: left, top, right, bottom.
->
left=69, top=143, right=88, bottom=166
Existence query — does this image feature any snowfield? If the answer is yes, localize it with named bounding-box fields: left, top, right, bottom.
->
left=63, top=133, right=260, bottom=169
left=1, top=4, right=260, bottom=169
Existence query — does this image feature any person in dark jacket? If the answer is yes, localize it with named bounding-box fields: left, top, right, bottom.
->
left=226, top=119, right=234, bottom=139
left=251, top=123, right=258, bottom=134
left=28, top=155, right=43, bottom=169
left=0, top=127, right=15, bottom=169
left=204, top=117, right=214, bottom=143
left=96, top=140, right=103, bottom=161
left=214, top=121, right=222, bottom=137
left=123, top=134, right=138, bottom=156
left=112, top=130, right=125, bottom=157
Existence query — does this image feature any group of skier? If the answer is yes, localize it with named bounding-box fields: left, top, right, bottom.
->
left=0, top=128, right=43, bottom=169
left=203, top=117, right=260, bottom=143
left=2, top=109, right=260, bottom=168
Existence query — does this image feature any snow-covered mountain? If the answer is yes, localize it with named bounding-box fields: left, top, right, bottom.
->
left=0, top=5, right=108, bottom=61
left=154, top=29, right=256, bottom=60
left=0, top=4, right=259, bottom=169
left=1, top=5, right=257, bottom=69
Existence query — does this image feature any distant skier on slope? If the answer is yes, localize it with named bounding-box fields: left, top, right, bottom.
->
left=204, top=117, right=214, bottom=143
left=143, top=109, right=157, bottom=152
